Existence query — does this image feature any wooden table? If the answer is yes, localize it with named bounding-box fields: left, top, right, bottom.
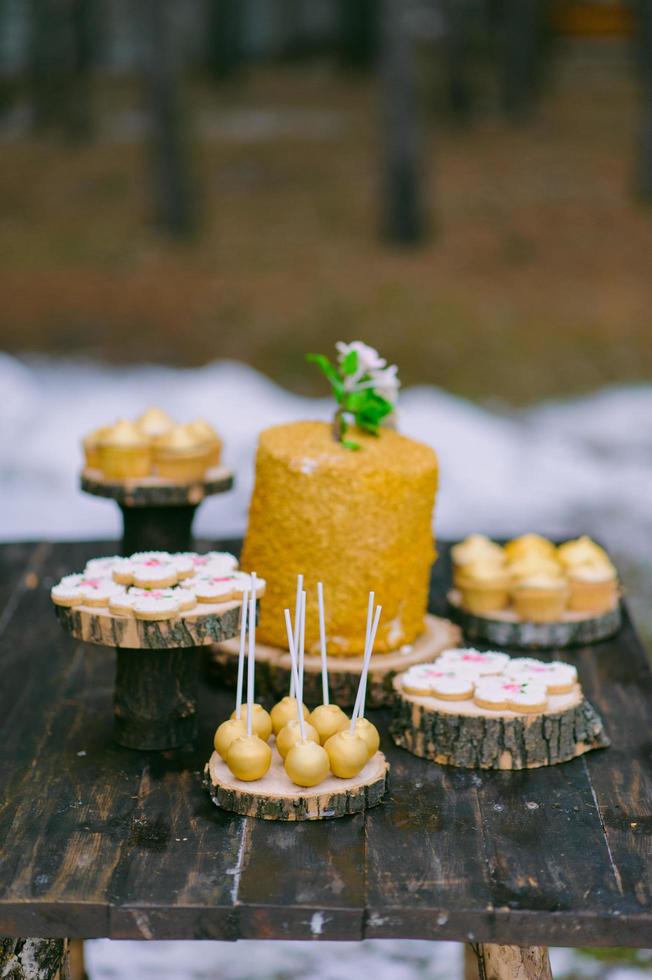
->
left=1, top=539, right=651, bottom=980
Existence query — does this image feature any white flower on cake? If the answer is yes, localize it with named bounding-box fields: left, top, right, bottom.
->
left=307, top=340, right=400, bottom=449
left=336, top=341, right=387, bottom=375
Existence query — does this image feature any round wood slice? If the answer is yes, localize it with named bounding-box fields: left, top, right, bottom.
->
left=206, top=614, right=462, bottom=707
left=204, top=747, right=389, bottom=820
left=54, top=596, right=243, bottom=649
left=390, top=677, right=610, bottom=770
left=81, top=465, right=234, bottom=507
left=447, top=590, right=622, bottom=650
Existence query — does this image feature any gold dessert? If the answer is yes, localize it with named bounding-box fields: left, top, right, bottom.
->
left=511, top=573, right=570, bottom=622
left=187, top=418, right=222, bottom=468
left=457, top=559, right=511, bottom=614
left=240, top=421, right=438, bottom=655
left=153, top=423, right=211, bottom=482
left=567, top=561, right=618, bottom=614
left=98, top=419, right=151, bottom=479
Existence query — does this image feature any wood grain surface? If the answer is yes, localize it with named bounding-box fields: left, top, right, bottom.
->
left=0, top=539, right=650, bottom=946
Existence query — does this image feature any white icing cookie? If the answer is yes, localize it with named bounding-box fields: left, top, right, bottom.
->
left=191, top=571, right=263, bottom=604
left=108, top=592, right=140, bottom=617
left=171, top=554, right=195, bottom=579
left=132, top=594, right=180, bottom=620
left=129, top=586, right=196, bottom=612
left=51, top=575, right=125, bottom=608
left=473, top=678, right=548, bottom=713
left=130, top=559, right=178, bottom=589
left=438, top=648, right=510, bottom=677
left=84, top=556, right=122, bottom=577
left=402, top=664, right=474, bottom=700
left=129, top=551, right=172, bottom=563
left=180, top=551, right=239, bottom=576
left=503, top=657, right=578, bottom=694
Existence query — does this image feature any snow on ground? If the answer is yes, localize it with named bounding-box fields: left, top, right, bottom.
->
left=2, top=352, right=651, bottom=979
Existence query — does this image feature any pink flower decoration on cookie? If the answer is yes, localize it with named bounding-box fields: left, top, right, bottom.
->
left=438, top=648, right=510, bottom=677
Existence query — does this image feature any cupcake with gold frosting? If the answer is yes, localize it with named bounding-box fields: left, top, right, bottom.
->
left=567, top=561, right=618, bottom=614
left=98, top=419, right=151, bottom=479
left=136, top=406, right=174, bottom=442
left=511, top=572, right=569, bottom=622
left=83, top=425, right=112, bottom=470
left=241, top=342, right=438, bottom=656
left=153, top=423, right=211, bottom=482
left=187, top=418, right=222, bottom=469
left=457, top=559, right=511, bottom=614
left=451, top=534, right=505, bottom=587
left=557, top=535, right=610, bottom=570
left=504, top=533, right=556, bottom=563
left=507, top=553, right=562, bottom=583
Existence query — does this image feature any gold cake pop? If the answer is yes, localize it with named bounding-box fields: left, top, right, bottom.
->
left=226, top=575, right=272, bottom=782
left=276, top=718, right=320, bottom=759
left=352, top=716, right=380, bottom=758
left=214, top=717, right=247, bottom=760
left=226, top=734, right=272, bottom=781
left=230, top=704, right=272, bottom=742
left=285, top=739, right=330, bottom=787
left=325, top=596, right=382, bottom=778
left=309, top=703, right=349, bottom=745
left=324, top=729, right=369, bottom=779
left=309, top=581, right=350, bottom=744
left=271, top=696, right=309, bottom=735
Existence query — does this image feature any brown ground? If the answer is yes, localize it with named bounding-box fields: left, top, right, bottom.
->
left=1, top=41, right=650, bottom=403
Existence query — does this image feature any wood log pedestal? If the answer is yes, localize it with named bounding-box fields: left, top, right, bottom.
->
left=80, top=466, right=234, bottom=553
left=447, top=590, right=622, bottom=651
left=55, top=599, right=243, bottom=750
left=204, top=747, right=389, bottom=821
left=206, top=614, right=461, bottom=708
left=0, top=938, right=70, bottom=980
left=466, top=942, right=553, bottom=980
left=390, top=678, right=610, bottom=770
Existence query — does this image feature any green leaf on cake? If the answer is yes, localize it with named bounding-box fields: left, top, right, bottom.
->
left=306, top=343, right=399, bottom=450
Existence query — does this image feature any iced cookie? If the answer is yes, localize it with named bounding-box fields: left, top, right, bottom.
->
left=402, top=664, right=474, bottom=700
left=191, top=571, right=263, bottom=604
left=130, top=586, right=197, bottom=612
left=130, top=559, right=178, bottom=589
left=84, top=556, right=122, bottom=577
left=51, top=575, right=124, bottom=608
left=474, top=677, right=548, bottom=713
left=503, top=657, right=578, bottom=695
left=180, top=551, right=239, bottom=576
left=132, top=594, right=180, bottom=621
left=108, top=591, right=140, bottom=617
left=437, top=648, right=510, bottom=677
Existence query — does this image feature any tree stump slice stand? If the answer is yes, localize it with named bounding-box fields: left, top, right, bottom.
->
left=204, top=747, right=388, bottom=821
left=80, top=466, right=234, bottom=553
left=55, top=599, right=243, bottom=750
left=206, top=614, right=461, bottom=708
left=390, top=678, right=610, bottom=770
left=447, top=590, right=622, bottom=650
left=467, top=943, right=553, bottom=980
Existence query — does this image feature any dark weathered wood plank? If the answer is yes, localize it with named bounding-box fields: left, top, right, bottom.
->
left=1, top=539, right=651, bottom=946
left=0, top=541, right=39, bottom=620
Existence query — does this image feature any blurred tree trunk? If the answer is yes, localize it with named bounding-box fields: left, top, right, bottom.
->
left=379, top=0, right=428, bottom=243
left=140, top=0, right=198, bottom=237
left=337, top=0, right=378, bottom=69
left=29, top=0, right=95, bottom=140
left=496, top=0, right=543, bottom=121
left=206, top=0, right=243, bottom=81
left=442, top=0, right=474, bottom=123
left=632, top=0, right=652, bottom=200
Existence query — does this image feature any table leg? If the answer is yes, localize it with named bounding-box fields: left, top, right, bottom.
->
left=114, top=645, right=200, bottom=750
left=469, top=943, right=552, bottom=980
left=120, top=503, right=198, bottom=553
left=0, top=938, right=70, bottom=979
left=69, top=940, right=85, bottom=980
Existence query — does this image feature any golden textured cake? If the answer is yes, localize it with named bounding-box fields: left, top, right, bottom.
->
left=240, top=421, right=438, bottom=656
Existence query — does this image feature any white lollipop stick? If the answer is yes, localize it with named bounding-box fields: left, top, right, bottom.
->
left=290, top=573, right=303, bottom=697
left=246, top=572, right=257, bottom=737
left=284, top=608, right=306, bottom=742
left=299, top=590, right=306, bottom=699
left=364, top=590, right=375, bottom=662
left=351, top=604, right=382, bottom=732
left=234, top=587, right=249, bottom=720
left=317, top=581, right=329, bottom=705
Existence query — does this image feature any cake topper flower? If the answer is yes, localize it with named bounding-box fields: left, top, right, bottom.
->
left=307, top=341, right=400, bottom=449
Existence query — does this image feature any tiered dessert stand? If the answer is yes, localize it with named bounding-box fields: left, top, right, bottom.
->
left=81, top=465, right=234, bottom=553
left=55, top=597, right=242, bottom=750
